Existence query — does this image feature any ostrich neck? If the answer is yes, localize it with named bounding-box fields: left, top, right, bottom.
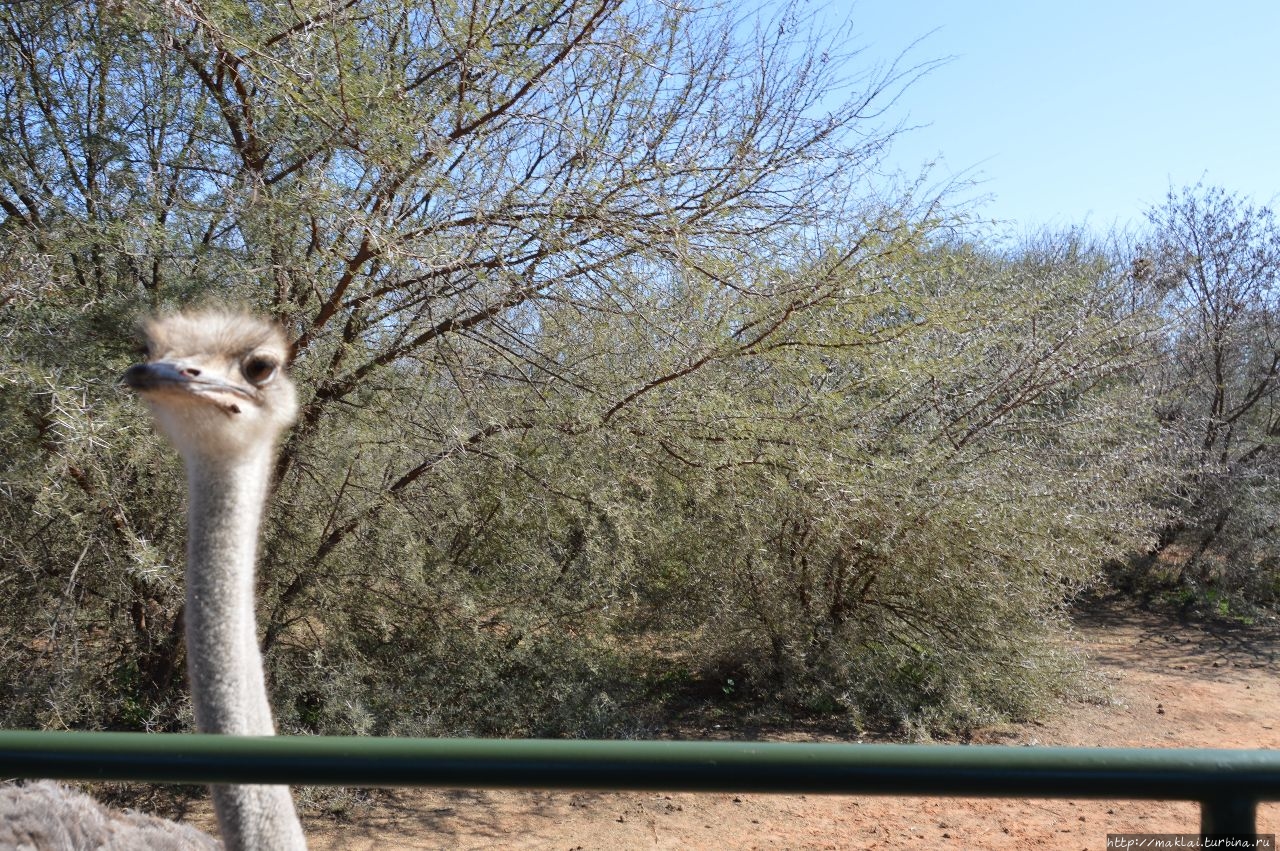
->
left=184, top=445, right=308, bottom=850
left=184, top=447, right=275, bottom=736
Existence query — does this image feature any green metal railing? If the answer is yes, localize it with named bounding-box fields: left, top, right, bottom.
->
left=2, top=731, right=1277, bottom=837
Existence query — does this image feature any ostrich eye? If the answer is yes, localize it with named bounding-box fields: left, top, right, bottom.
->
left=242, top=354, right=278, bottom=385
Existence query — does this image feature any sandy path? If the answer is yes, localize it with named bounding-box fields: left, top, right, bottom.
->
left=183, top=601, right=1280, bottom=849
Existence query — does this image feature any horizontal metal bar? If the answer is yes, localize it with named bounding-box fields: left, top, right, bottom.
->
left=3, top=731, right=1280, bottom=802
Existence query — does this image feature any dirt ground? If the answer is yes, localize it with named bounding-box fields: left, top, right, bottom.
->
left=184, top=600, right=1280, bottom=849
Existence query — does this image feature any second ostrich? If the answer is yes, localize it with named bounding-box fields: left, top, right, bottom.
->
left=122, top=310, right=307, bottom=850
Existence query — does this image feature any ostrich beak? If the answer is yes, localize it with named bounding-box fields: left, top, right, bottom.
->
left=122, top=361, right=178, bottom=392
left=122, top=361, right=253, bottom=414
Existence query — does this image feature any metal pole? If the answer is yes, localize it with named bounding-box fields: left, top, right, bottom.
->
left=2, top=731, right=1280, bottom=809
left=1200, top=794, right=1258, bottom=837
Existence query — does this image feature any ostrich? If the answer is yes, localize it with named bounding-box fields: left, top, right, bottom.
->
left=0, top=781, right=220, bottom=850
left=0, top=310, right=307, bottom=850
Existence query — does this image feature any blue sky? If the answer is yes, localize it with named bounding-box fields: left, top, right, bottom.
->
left=815, top=0, right=1280, bottom=234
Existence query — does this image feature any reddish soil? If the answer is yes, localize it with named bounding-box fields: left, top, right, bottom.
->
left=186, top=600, right=1280, bottom=849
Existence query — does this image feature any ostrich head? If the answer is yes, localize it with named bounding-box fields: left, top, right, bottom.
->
left=123, top=310, right=298, bottom=461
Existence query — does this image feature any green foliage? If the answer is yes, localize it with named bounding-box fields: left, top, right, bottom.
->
left=1, top=0, right=1172, bottom=741
left=1118, top=186, right=1280, bottom=614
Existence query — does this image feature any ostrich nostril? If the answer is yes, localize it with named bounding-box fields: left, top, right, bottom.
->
left=181, top=367, right=202, bottom=377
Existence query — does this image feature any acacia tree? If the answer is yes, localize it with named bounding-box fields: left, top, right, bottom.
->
left=1129, top=186, right=1280, bottom=605
left=651, top=234, right=1165, bottom=729
left=1, top=0, right=946, bottom=730
left=0, top=0, right=1170, bottom=737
